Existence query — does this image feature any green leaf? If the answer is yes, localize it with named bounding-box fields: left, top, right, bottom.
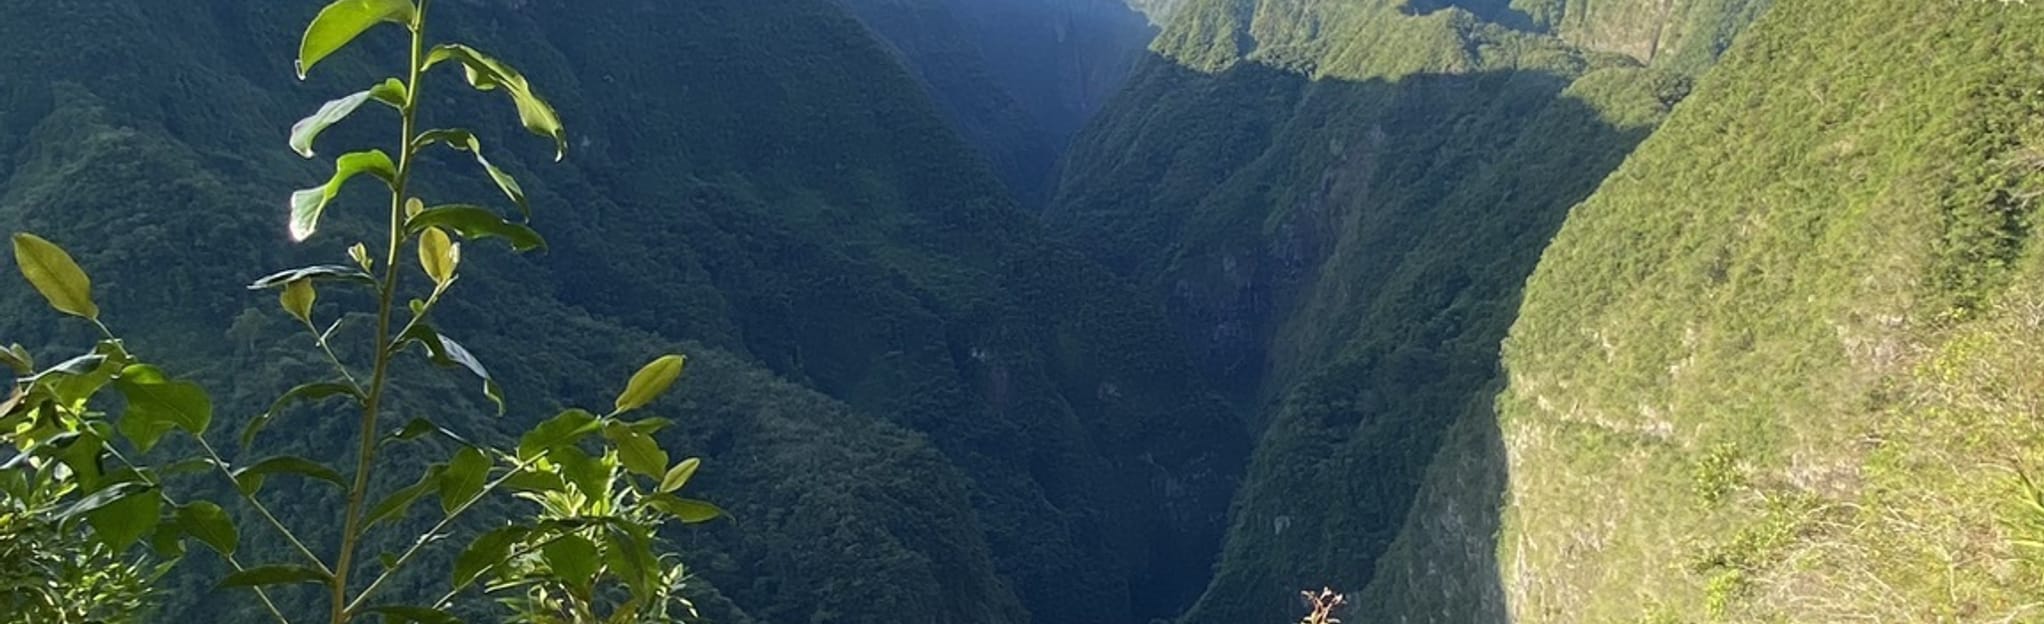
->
left=405, top=204, right=546, bottom=251
left=646, top=494, right=724, bottom=524
left=387, top=417, right=470, bottom=447
left=501, top=468, right=566, bottom=494
left=542, top=534, right=600, bottom=590
left=0, top=343, right=32, bottom=374
left=280, top=279, right=318, bottom=324
left=58, top=481, right=152, bottom=520
left=452, top=524, right=530, bottom=588
left=368, top=78, right=408, bottom=108
left=602, top=524, right=659, bottom=600
left=176, top=501, right=238, bottom=556
left=423, top=45, right=569, bottom=161
left=12, top=233, right=99, bottom=320
left=362, top=606, right=463, bottom=624
left=414, top=129, right=530, bottom=219
left=243, top=382, right=362, bottom=450
left=417, top=227, right=459, bottom=285
left=366, top=464, right=445, bottom=530
left=113, top=365, right=212, bottom=452
left=290, top=90, right=376, bottom=158
left=232, top=456, right=349, bottom=495
left=149, top=520, right=187, bottom=559
left=297, top=0, right=416, bottom=79
left=603, top=422, right=667, bottom=479
left=518, top=409, right=599, bottom=460
left=248, top=264, right=376, bottom=289
left=397, top=326, right=504, bottom=415
left=289, top=150, right=398, bottom=242
left=219, top=565, right=331, bottom=588
left=551, top=445, right=609, bottom=501
left=659, top=457, right=701, bottom=494
left=87, top=487, right=162, bottom=550
left=439, top=446, right=490, bottom=514
left=614, top=355, right=685, bottom=414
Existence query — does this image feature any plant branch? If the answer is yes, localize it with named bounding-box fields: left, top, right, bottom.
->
left=101, top=445, right=294, bottom=624
left=303, top=318, right=363, bottom=395
left=343, top=456, right=538, bottom=615
left=192, top=435, right=333, bottom=575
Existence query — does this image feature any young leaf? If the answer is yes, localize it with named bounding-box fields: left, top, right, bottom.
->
left=248, top=264, right=377, bottom=289
left=603, top=422, right=666, bottom=479
left=176, top=501, right=239, bottom=556
left=423, top=44, right=569, bottom=160
left=281, top=279, right=317, bottom=324
left=219, top=565, right=332, bottom=588
left=297, top=0, right=416, bottom=79
left=243, top=382, right=362, bottom=450
left=289, top=150, right=398, bottom=242
left=232, top=456, right=349, bottom=495
left=659, top=457, right=701, bottom=494
left=542, top=534, right=601, bottom=590
left=349, top=242, right=374, bottom=272
left=112, top=365, right=212, bottom=452
left=405, top=204, right=546, bottom=251
left=517, top=409, right=599, bottom=460
left=452, top=524, right=531, bottom=588
left=414, top=129, right=529, bottom=219
left=12, top=233, right=99, bottom=320
left=614, top=355, right=686, bottom=414
left=646, top=495, right=724, bottom=524
left=439, top=446, right=490, bottom=514
left=289, top=90, right=376, bottom=158
left=417, top=227, right=459, bottom=285
left=366, top=464, right=446, bottom=530
left=86, top=488, right=163, bottom=550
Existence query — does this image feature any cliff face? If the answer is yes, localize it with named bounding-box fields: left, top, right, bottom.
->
left=1048, top=0, right=1764, bottom=621
left=1498, top=0, right=2044, bottom=620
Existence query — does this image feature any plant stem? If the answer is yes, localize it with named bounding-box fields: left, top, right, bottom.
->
left=330, top=4, right=430, bottom=622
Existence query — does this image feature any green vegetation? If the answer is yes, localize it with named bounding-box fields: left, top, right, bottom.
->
left=2, top=2, right=722, bottom=622
left=1498, top=0, right=2044, bottom=620
left=0, top=1, right=1245, bottom=623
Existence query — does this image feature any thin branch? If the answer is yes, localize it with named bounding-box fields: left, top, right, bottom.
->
left=192, top=435, right=333, bottom=575
left=101, top=445, right=294, bottom=624
left=344, top=456, right=538, bottom=615
left=304, top=318, right=363, bottom=395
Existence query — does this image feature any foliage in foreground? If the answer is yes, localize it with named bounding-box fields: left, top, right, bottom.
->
left=0, top=1, right=719, bottom=622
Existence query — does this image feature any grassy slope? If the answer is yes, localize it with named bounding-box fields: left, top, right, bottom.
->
left=1050, top=0, right=1761, bottom=621
left=1499, top=0, right=2044, bottom=621
left=0, top=1, right=1245, bottom=623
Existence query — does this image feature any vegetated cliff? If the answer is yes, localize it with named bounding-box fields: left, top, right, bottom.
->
left=838, top=0, right=1157, bottom=208
left=0, top=1, right=1243, bottom=623
left=1496, top=0, right=2044, bottom=620
left=1047, top=0, right=1760, bottom=621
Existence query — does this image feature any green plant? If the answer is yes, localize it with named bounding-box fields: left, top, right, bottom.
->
left=0, top=1, right=720, bottom=623
left=0, top=460, right=169, bottom=623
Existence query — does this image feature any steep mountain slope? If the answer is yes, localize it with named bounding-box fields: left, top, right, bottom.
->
left=1047, top=0, right=1760, bottom=621
left=1499, top=0, right=2044, bottom=620
left=0, top=1, right=1243, bottom=623
left=838, top=0, right=1156, bottom=207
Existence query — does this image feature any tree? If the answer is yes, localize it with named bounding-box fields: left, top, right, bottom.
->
left=0, top=1, right=720, bottom=622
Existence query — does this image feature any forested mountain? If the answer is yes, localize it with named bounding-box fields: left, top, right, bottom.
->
left=0, top=1, right=1242, bottom=623
left=11, top=0, right=2044, bottom=622
left=837, top=0, right=1156, bottom=207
